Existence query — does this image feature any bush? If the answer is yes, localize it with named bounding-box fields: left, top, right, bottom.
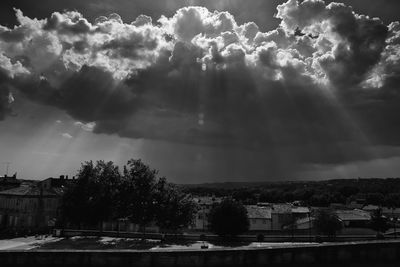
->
left=208, top=199, right=249, bottom=238
left=257, top=234, right=265, bottom=242
left=314, top=209, right=342, bottom=237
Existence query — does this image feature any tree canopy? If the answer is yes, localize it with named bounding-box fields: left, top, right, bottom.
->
left=369, top=208, right=390, bottom=233
left=61, top=159, right=196, bottom=232
left=314, top=209, right=343, bottom=237
left=208, top=199, right=249, bottom=237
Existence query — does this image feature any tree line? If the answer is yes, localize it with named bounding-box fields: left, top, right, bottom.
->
left=183, top=178, right=400, bottom=207
left=60, top=159, right=197, bottom=234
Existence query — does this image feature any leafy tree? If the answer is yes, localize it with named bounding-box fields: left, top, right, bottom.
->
left=61, top=161, right=121, bottom=227
left=208, top=199, right=249, bottom=237
left=155, top=181, right=197, bottom=233
left=314, top=209, right=342, bottom=237
left=369, top=208, right=390, bottom=234
left=119, top=159, right=161, bottom=235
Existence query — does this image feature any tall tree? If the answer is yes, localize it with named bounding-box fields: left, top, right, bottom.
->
left=208, top=199, right=249, bottom=238
left=155, top=181, right=197, bottom=233
left=61, top=161, right=121, bottom=227
left=119, top=159, right=160, bottom=235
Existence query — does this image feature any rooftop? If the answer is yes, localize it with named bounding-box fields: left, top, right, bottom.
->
left=0, top=185, right=64, bottom=197
left=335, top=209, right=371, bottom=221
left=246, top=205, right=272, bottom=219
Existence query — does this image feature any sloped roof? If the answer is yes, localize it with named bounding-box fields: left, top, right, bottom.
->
left=295, top=216, right=315, bottom=225
left=363, top=205, right=379, bottom=211
left=291, top=207, right=310, bottom=213
left=246, top=205, right=272, bottom=219
left=272, top=204, right=293, bottom=213
left=0, top=185, right=61, bottom=197
left=335, top=209, right=371, bottom=221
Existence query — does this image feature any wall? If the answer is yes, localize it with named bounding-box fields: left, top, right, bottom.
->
left=249, top=218, right=271, bottom=231
left=0, top=240, right=400, bottom=267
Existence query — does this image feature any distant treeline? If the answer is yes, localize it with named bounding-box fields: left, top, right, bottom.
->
left=181, top=178, right=400, bottom=207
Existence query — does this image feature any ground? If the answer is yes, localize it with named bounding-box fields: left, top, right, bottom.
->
left=0, top=236, right=318, bottom=250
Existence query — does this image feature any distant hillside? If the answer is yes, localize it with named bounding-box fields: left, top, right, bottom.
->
left=180, top=178, right=400, bottom=207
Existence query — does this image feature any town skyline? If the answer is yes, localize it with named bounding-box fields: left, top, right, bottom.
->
left=1, top=0, right=400, bottom=183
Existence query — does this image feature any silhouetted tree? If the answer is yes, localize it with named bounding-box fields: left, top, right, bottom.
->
left=369, top=208, right=389, bottom=234
left=61, top=161, right=121, bottom=227
left=314, top=209, right=342, bottom=237
left=208, top=199, right=249, bottom=238
left=119, top=159, right=161, bottom=236
left=155, top=181, right=197, bottom=233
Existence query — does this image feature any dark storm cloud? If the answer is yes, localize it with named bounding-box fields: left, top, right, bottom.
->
left=0, top=0, right=400, bottom=167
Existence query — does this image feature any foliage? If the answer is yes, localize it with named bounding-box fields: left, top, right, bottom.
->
left=61, top=159, right=196, bottom=232
left=183, top=178, right=400, bottom=207
left=118, top=159, right=160, bottom=231
left=208, top=199, right=249, bottom=237
left=369, top=208, right=390, bottom=233
left=314, top=209, right=343, bottom=237
left=61, top=160, right=121, bottom=225
left=155, top=181, right=197, bottom=232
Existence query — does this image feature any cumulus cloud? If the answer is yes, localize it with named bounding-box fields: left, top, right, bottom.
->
left=74, top=121, right=96, bottom=132
left=61, top=132, right=73, bottom=139
left=0, top=0, right=399, bottom=166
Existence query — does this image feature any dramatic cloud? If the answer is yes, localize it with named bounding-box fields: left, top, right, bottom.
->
left=0, top=0, right=399, bottom=168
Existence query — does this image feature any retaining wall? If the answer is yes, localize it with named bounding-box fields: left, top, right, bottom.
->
left=1, top=240, right=400, bottom=267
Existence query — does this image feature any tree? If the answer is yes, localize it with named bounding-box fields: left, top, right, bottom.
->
left=314, top=209, right=342, bottom=237
left=155, top=181, right=197, bottom=233
left=369, top=208, right=389, bottom=234
left=118, top=159, right=161, bottom=236
left=61, top=161, right=121, bottom=227
left=208, top=199, right=249, bottom=238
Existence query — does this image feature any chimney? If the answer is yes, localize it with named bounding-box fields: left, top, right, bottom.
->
left=66, top=175, right=69, bottom=180
left=60, top=175, right=64, bottom=180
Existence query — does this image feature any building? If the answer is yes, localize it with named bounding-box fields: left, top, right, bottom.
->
left=191, top=196, right=223, bottom=230
left=335, top=209, right=371, bottom=227
left=0, top=174, right=21, bottom=192
left=381, top=207, right=400, bottom=219
left=362, top=205, right=380, bottom=214
left=246, top=205, right=272, bottom=231
left=38, top=175, right=74, bottom=190
left=0, top=184, right=63, bottom=231
left=271, top=204, right=310, bottom=230
left=292, top=216, right=315, bottom=230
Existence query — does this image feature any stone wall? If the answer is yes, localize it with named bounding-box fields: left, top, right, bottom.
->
left=0, top=240, right=400, bottom=267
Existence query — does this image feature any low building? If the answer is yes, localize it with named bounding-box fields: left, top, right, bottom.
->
left=292, top=216, right=315, bottom=230
left=271, top=204, right=310, bottom=230
left=335, top=209, right=371, bottom=228
left=0, top=174, right=21, bottom=192
left=381, top=207, right=400, bottom=219
left=38, top=175, right=73, bottom=190
left=363, top=205, right=380, bottom=214
left=246, top=205, right=272, bottom=231
left=191, top=196, right=223, bottom=230
left=0, top=184, right=63, bottom=231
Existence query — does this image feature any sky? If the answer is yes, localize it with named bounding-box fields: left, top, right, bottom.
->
left=1, top=0, right=400, bottom=183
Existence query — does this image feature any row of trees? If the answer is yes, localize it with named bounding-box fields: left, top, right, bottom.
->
left=61, top=159, right=197, bottom=233
left=185, top=181, right=400, bottom=207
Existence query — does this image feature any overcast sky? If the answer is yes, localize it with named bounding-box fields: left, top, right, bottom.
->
left=1, top=0, right=400, bottom=183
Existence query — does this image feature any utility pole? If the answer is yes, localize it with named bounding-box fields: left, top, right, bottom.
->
left=2, top=162, right=11, bottom=175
